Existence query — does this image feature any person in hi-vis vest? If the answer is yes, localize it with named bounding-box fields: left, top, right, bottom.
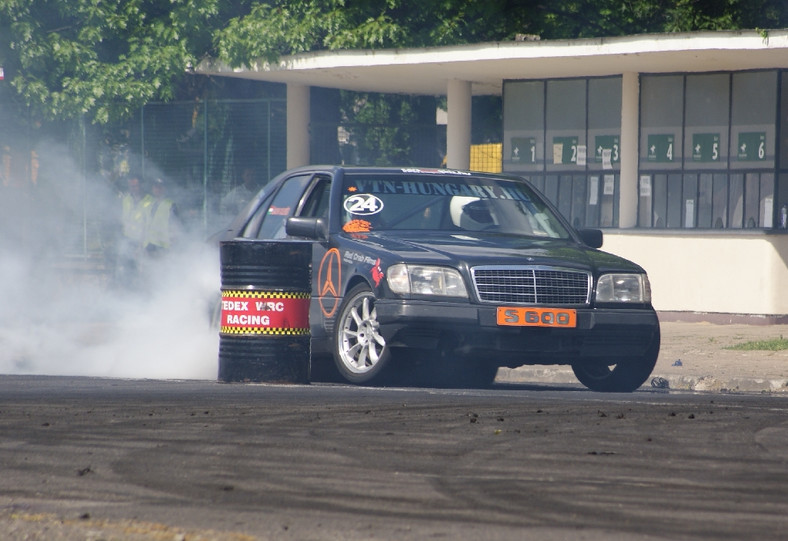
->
left=117, top=174, right=153, bottom=284
left=144, top=177, right=180, bottom=256
left=121, top=175, right=152, bottom=245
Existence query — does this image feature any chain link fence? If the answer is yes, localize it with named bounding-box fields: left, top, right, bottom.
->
left=132, top=98, right=288, bottom=236
left=1, top=93, right=493, bottom=275
left=1, top=98, right=287, bottom=265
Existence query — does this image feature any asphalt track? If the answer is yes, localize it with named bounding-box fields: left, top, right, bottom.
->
left=1, top=376, right=787, bottom=540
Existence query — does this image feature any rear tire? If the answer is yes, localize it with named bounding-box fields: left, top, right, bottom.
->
left=572, top=327, right=660, bottom=392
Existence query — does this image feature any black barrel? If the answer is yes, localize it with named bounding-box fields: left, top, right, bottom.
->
left=218, top=240, right=311, bottom=383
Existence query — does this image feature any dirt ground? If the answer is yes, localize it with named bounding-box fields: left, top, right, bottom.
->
left=653, top=321, right=788, bottom=392
left=501, top=321, right=788, bottom=392
left=0, top=510, right=255, bottom=541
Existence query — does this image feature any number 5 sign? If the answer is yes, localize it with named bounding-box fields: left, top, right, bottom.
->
left=692, top=133, right=720, bottom=162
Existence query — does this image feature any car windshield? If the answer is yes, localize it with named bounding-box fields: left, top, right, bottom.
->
left=340, top=172, right=570, bottom=239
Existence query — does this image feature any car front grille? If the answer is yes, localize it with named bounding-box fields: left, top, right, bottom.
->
left=471, top=266, right=591, bottom=305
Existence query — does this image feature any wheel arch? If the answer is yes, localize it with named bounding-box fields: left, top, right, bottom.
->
left=343, top=274, right=374, bottom=297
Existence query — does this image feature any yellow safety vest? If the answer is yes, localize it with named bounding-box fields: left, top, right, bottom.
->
left=121, top=193, right=153, bottom=244
left=146, top=198, right=175, bottom=249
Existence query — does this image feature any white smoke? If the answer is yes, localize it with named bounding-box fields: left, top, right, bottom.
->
left=0, top=141, right=221, bottom=379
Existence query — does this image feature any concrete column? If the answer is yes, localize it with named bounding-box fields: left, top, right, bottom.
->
left=287, top=84, right=310, bottom=168
left=619, top=72, right=640, bottom=228
left=446, top=79, right=472, bottom=170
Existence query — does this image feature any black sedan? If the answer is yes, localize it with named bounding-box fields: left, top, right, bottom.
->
left=216, top=166, right=660, bottom=392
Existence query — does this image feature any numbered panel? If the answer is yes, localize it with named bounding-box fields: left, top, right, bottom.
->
left=684, top=73, right=728, bottom=170
left=594, top=135, right=620, bottom=167
left=545, top=79, right=586, bottom=172
left=646, top=134, right=676, bottom=163
left=588, top=77, right=622, bottom=172
left=730, top=71, right=776, bottom=169
left=502, top=76, right=621, bottom=175
left=736, top=132, right=768, bottom=162
left=502, top=80, right=544, bottom=172
left=640, top=75, right=683, bottom=171
left=691, top=133, right=721, bottom=163
left=509, top=136, right=538, bottom=165
left=552, top=136, right=581, bottom=165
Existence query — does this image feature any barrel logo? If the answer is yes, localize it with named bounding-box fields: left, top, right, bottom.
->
left=220, top=290, right=310, bottom=335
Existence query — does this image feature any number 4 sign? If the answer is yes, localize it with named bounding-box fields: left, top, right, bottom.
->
left=647, top=134, right=674, bottom=163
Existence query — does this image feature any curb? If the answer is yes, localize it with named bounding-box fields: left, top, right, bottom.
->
left=497, top=367, right=788, bottom=393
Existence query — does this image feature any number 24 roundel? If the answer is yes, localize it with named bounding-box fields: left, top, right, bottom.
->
left=344, top=194, right=384, bottom=215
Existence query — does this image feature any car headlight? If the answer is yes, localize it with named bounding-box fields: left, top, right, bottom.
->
left=596, top=273, right=651, bottom=303
left=387, top=264, right=468, bottom=297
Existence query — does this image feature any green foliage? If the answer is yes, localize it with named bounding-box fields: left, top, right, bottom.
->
left=0, top=0, right=219, bottom=124
left=341, top=92, right=418, bottom=166
left=2, top=0, right=787, bottom=123
left=214, top=0, right=788, bottom=69
left=214, top=0, right=404, bottom=65
left=726, top=336, right=788, bottom=351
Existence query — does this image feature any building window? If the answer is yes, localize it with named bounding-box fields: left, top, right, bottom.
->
left=505, top=70, right=786, bottom=231
left=503, top=76, right=621, bottom=228
left=638, top=70, right=781, bottom=230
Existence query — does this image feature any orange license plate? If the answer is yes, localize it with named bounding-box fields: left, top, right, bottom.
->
left=497, top=307, right=577, bottom=328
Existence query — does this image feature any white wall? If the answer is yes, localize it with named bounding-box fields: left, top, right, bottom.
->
left=602, top=233, right=788, bottom=315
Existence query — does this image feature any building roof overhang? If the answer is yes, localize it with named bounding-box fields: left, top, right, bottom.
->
left=197, top=30, right=788, bottom=96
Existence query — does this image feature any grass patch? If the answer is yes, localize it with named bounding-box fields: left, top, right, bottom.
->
left=726, top=336, right=788, bottom=351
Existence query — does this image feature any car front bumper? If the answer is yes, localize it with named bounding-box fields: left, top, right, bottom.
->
left=374, top=299, right=660, bottom=366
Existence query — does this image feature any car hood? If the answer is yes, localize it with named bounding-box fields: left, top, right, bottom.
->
left=344, top=231, right=644, bottom=273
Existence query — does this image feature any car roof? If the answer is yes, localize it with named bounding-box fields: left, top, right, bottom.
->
left=285, top=165, right=526, bottom=182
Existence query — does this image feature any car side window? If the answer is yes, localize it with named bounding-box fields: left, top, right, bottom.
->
left=240, top=193, right=272, bottom=238
left=256, top=174, right=313, bottom=239
left=298, top=176, right=331, bottom=220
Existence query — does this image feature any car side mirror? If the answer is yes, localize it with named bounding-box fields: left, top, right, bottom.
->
left=286, top=217, right=327, bottom=240
left=577, top=228, right=603, bottom=248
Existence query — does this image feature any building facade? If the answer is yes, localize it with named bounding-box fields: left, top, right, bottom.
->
left=502, top=69, right=788, bottom=321
left=199, top=30, right=788, bottom=321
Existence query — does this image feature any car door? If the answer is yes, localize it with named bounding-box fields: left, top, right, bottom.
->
left=236, top=171, right=337, bottom=349
left=291, top=175, right=334, bottom=349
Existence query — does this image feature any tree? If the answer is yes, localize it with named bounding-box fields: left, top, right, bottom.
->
left=214, top=0, right=788, bottom=68
left=211, top=0, right=786, bottom=167
left=0, top=0, right=222, bottom=124
left=2, top=0, right=786, bottom=124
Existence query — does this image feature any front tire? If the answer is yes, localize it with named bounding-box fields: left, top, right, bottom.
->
left=571, top=327, right=660, bottom=392
left=333, top=284, right=391, bottom=384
